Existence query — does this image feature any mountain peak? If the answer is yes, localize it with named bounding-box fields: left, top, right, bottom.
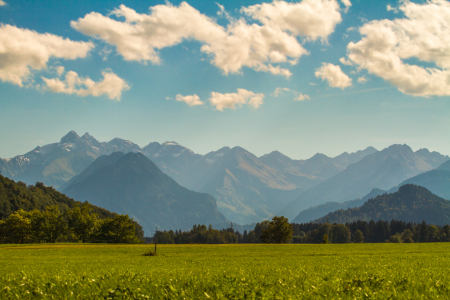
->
left=385, top=144, right=413, bottom=153
left=163, top=141, right=180, bottom=146
left=60, top=131, right=80, bottom=144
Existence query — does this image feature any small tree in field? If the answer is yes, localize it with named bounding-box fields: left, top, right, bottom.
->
left=260, top=216, right=292, bottom=244
left=353, top=229, right=364, bottom=243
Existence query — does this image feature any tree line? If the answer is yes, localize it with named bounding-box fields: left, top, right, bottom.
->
left=291, top=219, right=450, bottom=243
left=0, top=203, right=143, bottom=244
left=150, top=217, right=450, bottom=244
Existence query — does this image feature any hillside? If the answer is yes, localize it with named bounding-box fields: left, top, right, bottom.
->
left=62, top=152, right=228, bottom=232
left=279, top=144, right=449, bottom=219
left=315, top=184, right=450, bottom=225
left=0, top=173, right=144, bottom=238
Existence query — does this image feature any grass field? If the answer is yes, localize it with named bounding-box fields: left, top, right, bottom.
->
left=1, top=243, right=450, bottom=299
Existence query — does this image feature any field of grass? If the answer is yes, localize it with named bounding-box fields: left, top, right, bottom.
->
left=1, top=243, right=450, bottom=299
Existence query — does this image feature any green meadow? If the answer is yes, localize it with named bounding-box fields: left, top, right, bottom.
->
left=1, top=243, right=450, bottom=299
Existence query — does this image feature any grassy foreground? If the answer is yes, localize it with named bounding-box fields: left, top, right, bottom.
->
left=1, top=243, right=450, bottom=299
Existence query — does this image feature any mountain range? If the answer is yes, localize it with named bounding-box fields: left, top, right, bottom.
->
left=281, top=144, right=449, bottom=220
left=0, top=131, right=380, bottom=224
left=1, top=131, right=448, bottom=226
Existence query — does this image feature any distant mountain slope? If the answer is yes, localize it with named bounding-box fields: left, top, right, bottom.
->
left=63, top=152, right=228, bottom=233
left=292, top=188, right=385, bottom=223
left=259, top=147, right=378, bottom=185
left=387, top=159, right=450, bottom=200
left=279, top=145, right=449, bottom=220
left=191, top=147, right=305, bottom=224
left=315, top=184, right=450, bottom=225
left=0, top=131, right=141, bottom=189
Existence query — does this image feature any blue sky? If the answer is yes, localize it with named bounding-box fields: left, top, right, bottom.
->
left=1, top=0, right=449, bottom=159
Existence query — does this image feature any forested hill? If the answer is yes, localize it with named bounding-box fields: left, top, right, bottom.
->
left=0, top=174, right=144, bottom=238
left=1, top=173, right=111, bottom=219
left=315, top=184, right=450, bottom=225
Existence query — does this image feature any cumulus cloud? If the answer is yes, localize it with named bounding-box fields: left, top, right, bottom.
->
left=273, top=87, right=291, bottom=97
left=0, top=1, right=6, bottom=6
left=347, top=0, right=450, bottom=97
left=357, top=76, right=367, bottom=84
left=41, top=70, right=129, bottom=100
left=295, top=93, right=310, bottom=101
left=209, top=89, right=264, bottom=111
left=273, top=87, right=310, bottom=101
left=176, top=94, right=204, bottom=106
left=0, top=24, right=93, bottom=86
left=339, top=57, right=353, bottom=66
left=315, top=63, right=352, bottom=89
left=341, top=0, right=351, bottom=8
left=241, top=0, right=342, bottom=41
left=71, top=1, right=344, bottom=78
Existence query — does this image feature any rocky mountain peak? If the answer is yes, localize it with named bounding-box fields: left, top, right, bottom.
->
left=60, top=131, right=80, bottom=144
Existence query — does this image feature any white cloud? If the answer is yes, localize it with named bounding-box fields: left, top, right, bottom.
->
left=273, top=87, right=310, bottom=101
left=0, top=24, right=94, bottom=86
left=71, top=1, right=344, bottom=78
left=209, top=89, right=264, bottom=111
left=42, top=70, right=129, bottom=100
left=54, top=66, right=65, bottom=77
left=273, top=87, right=291, bottom=97
left=242, top=0, right=342, bottom=41
left=0, top=0, right=6, bottom=6
left=341, top=0, right=351, bottom=8
left=347, top=0, right=450, bottom=97
left=387, top=5, right=398, bottom=13
left=295, top=93, right=310, bottom=101
left=357, top=76, right=367, bottom=84
left=339, top=57, right=353, bottom=66
left=315, top=63, right=352, bottom=89
left=175, top=94, right=204, bottom=106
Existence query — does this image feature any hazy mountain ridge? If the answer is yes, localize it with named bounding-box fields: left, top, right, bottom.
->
left=315, top=184, right=450, bottom=225
left=63, top=152, right=228, bottom=233
left=0, top=131, right=141, bottom=189
left=279, top=144, right=449, bottom=220
left=2, top=131, right=447, bottom=225
left=292, top=188, right=385, bottom=224
left=387, top=159, right=450, bottom=200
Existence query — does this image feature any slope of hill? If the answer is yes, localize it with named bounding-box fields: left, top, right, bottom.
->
left=0, top=173, right=137, bottom=221
left=387, top=159, right=450, bottom=200
left=279, top=145, right=449, bottom=220
left=315, top=184, right=450, bottom=225
left=62, top=152, right=228, bottom=233
left=292, top=188, right=385, bottom=223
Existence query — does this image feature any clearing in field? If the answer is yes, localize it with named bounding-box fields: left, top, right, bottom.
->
left=1, top=243, right=449, bottom=299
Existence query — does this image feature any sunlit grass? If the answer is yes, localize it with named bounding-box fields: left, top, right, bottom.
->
left=1, top=243, right=450, bottom=299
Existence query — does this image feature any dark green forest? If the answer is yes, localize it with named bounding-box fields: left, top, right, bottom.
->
left=315, top=184, right=450, bottom=225
left=151, top=219, right=450, bottom=244
left=0, top=174, right=143, bottom=243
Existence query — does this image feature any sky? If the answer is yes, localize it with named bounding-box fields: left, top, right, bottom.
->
left=1, top=0, right=449, bottom=160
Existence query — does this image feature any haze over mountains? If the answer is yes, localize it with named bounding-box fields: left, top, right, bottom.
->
left=1, top=131, right=448, bottom=227
left=282, top=144, right=449, bottom=220
left=62, top=152, right=227, bottom=234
